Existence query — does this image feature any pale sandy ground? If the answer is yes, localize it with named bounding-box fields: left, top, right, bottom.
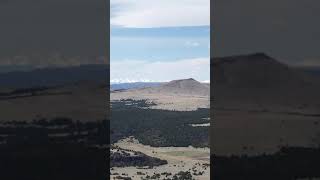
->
left=111, top=91, right=209, bottom=111
left=111, top=137, right=210, bottom=180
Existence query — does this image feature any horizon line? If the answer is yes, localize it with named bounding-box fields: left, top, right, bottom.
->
left=110, top=79, right=210, bottom=84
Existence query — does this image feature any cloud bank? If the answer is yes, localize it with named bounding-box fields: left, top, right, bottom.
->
left=111, top=0, right=210, bottom=28
left=111, top=58, right=210, bottom=83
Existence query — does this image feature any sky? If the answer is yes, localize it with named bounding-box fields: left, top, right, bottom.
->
left=110, top=0, right=210, bottom=83
left=0, top=0, right=107, bottom=59
left=213, top=0, right=320, bottom=67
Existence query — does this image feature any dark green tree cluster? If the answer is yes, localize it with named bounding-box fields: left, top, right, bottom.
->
left=111, top=99, right=209, bottom=147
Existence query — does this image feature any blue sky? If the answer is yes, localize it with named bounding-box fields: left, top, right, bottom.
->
left=110, top=0, right=210, bottom=83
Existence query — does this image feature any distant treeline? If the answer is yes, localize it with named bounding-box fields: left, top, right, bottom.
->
left=111, top=99, right=209, bottom=147
left=212, top=147, right=320, bottom=180
left=0, top=86, right=73, bottom=101
left=0, top=86, right=49, bottom=96
left=0, top=118, right=109, bottom=146
left=111, top=149, right=167, bottom=168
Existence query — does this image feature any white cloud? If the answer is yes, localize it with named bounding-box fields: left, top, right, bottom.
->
left=185, top=41, right=200, bottom=47
left=111, top=57, right=210, bottom=83
left=111, top=0, right=210, bottom=28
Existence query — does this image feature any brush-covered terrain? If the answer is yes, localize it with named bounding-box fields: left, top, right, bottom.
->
left=111, top=99, right=209, bottom=147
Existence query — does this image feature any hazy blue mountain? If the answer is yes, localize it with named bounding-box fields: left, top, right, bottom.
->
left=0, top=64, right=108, bottom=89
left=297, top=67, right=320, bottom=78
left=111, top=82, right=162, bottom=91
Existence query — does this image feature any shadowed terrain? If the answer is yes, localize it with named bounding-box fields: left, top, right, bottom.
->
left=0, top=65, right=109, bottom=180
left=211, top=53, right=320, bottom=179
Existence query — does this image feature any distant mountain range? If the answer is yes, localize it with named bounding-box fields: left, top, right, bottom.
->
left=113, top=78, right=210, bottom=97
left=146, top=78, right=210, bottom=96
left=110, top=82, right=162, bottom=91
left=110, top=78, right=210, bottom=111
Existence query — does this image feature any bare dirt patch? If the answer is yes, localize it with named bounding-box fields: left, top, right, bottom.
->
left=111, top=137, right=210, bottom=180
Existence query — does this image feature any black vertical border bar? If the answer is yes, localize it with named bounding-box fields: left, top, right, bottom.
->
left=106, top=0, right=110, bottom=131
left=106, top=0, right=111, bottom=178
left=210, top=0, right=214, bottom=177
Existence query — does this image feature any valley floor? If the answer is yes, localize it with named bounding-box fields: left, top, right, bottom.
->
left=111, top=137, right=210, bottom=180
left=111, top=92, right=209, bottom=111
